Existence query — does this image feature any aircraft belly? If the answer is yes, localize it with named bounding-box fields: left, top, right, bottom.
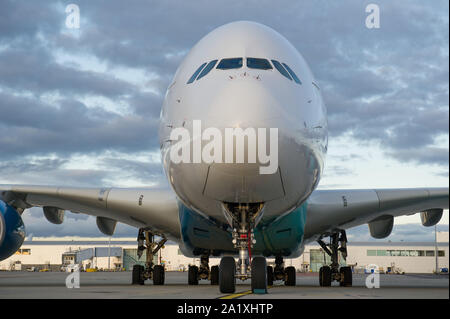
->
left=203, top=163, right=285, bottom=203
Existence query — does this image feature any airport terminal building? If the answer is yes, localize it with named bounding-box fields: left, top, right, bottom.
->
left=1, top=232, right=448, bottom=274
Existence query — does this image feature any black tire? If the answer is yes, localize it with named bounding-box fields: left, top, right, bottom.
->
left=132, top=264, right=145, bottom=285
left=251, top=257, right=267, bottom=293
left=188, top=265, right=199, bottom=285
left=319, top=266, right=332, bottom=287
left=285, top=266, right=296, bottom=286
left=219, top=257, right=236, bottom=293
left=153, top=265, right=165, bottom=285
left=339, top=266, right=352, bottom=287
left=267, top=266, right=274, bottom=286
left=210, top=265, right=219, bottom=285
left=319, top=267, right=323, bottom=286
left=339, top=267, right=345, bottom=287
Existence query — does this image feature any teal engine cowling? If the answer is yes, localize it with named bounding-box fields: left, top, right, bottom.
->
left=0, top=200, right=26, bottom=261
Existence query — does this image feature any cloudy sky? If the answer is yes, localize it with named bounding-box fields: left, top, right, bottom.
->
left=0, top=0, right=448, bottom=241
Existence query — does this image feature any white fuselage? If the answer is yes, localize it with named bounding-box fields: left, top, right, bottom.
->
left=159, top=21, right=327, bottom=225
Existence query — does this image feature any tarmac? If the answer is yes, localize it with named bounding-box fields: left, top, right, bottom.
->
left=0, top=271, right=448, bottom=299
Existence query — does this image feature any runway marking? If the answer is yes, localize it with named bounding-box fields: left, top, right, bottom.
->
left=218, top=286, right=273, bottom=299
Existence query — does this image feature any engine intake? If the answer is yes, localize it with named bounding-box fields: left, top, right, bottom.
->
left=0, top=200, right=26, bottom=261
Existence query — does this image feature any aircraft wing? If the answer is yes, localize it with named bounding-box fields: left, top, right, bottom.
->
left=0, top=184, right=181, bottom=240
left=303, top=187, right=449, bottom=242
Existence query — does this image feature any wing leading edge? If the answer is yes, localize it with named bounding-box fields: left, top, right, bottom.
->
left=0, top=185, right=181, bottom=241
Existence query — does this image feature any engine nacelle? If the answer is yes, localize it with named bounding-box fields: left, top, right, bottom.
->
left=43, top=206, right=65, bottom=224
left=368, top=215, right=394, bottom=239
left=420, top=209, right=443, bottom=227
left=96, top=216, right=117, bottom=236
left=0, top=200, right=26, bottom=261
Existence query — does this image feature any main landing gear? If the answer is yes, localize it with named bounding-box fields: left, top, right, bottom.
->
left=218, top=203, right=268, bottom=294
left=132, top=228, right=167, bottom=285
left=317, top=230, right=352, bottom=287
left=188, top=254, right=219, bottom=285
left=267, top=256, right=296, bottom=286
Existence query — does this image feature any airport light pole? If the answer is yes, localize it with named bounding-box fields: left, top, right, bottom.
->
left=434, top=225, right=438, bottom=275
left=108, top=236, right=111, bottom=271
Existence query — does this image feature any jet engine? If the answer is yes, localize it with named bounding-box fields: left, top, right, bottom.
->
left=420, top=209, right=443, bottom=227
left=368, top=215, right=394, bottom=239
left=0, top=200, right=26, bottom=261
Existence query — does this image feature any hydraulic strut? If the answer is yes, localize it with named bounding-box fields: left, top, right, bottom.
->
left=230, top=206, right=257, bottom=280
left=317, top=230, right=349, bottom=283
left=137, top=228, right=167, bottom=280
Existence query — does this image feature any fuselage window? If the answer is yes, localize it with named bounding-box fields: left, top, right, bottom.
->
left=216, top=58, right=243, bottom=70
left=282, top=63, right=302, bottom=84
left=187, top=62, right=207, bottom=84
left=247, top=58, right=273, bottom=70
left=196, top=60, right=218, bottom=80
left=271, top=59, right=292, bottom=81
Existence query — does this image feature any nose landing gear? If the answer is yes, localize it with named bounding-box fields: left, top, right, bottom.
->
left=317, top=230, right=352, bottom=287
left=219, top=203, right=267, bottom=294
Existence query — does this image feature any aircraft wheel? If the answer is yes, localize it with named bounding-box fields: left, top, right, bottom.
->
left=219, top=257, right=236, bottom=293
left=339, top=266, right=352, bottom=287
left=319, top=266, right=332, bottom=287
left=132, top=264, right=145, bottom=285
left=188, top=265, right=199, bottom=285
left=267, top=266, right=274, bottom=286
left=285, top=266, right=296, bottom=286
left=251, top=257, right=267, bottom=294
left=153, top=265, right=165, bottom=285
left=210, top=265, right=219, bottom=285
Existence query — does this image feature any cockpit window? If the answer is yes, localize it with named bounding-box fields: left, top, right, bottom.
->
left=271, top=60, right=292, bottom=81
left=282, top=63, right=302, bottom=84
left=196, top=60, right=218, bottom=80
left=247, top=58, right=273, bottom=70
left=187, top=62, right=207, bottom=84
left=216, top=58, right=243, bottom=70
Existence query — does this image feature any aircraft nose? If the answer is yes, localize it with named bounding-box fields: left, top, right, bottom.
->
left=198, top=79, right=285, bottom=129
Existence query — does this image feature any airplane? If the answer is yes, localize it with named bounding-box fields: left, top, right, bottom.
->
left=0, top=21, right=448, bottom=294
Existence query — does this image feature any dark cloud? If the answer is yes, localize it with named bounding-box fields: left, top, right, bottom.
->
left=128, top=91, right=164, bottom=117
left=322, top=165, right=355, bottom=178
left=102, top=157, right=166, bottom=185
left=387, top=147, right=449, bottom=167
left=0, top=1, right=60, bottom=41
left=0, top=154, right=165, bottom=188
left=435, top=171, right=449, bottom=178
left=0, top=0, right=447, bottom=167
left=0, top=159, right=108, bottom=187
left=0, top=92, right=159, bottom=159
left=0, top=47, right=136, bottom=97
